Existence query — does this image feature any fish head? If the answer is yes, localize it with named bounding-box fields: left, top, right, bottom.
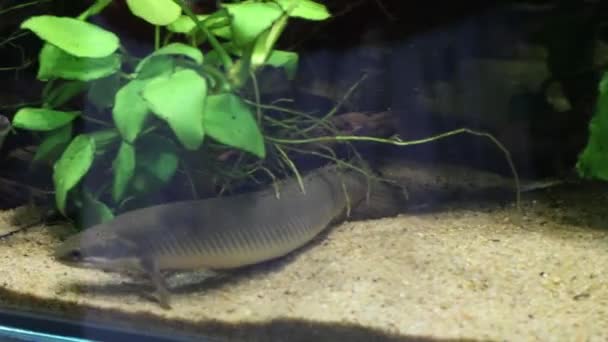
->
left=54, top=225, right=142, bottom=273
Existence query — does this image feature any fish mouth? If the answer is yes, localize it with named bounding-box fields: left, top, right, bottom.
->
left=55, top=259, right=98, bottom=269
left=52, top=251, right=99, bottom=269
left=54, top=254, right=145, bottom=274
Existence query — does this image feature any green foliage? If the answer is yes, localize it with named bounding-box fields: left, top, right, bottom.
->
left=131, top=134, right=179, bottom=194
left=249, top=10, right=289, bottom=72
left=577, top=72, right=608, bottom=180
left=13, top=108, right=79, bottom=131
left=89, top=129, right=120, bottom=153
left=266, top=50, right=299, bottom=79
left=78, top=189, right=114, bottom=227
left=274, top=0, right=330, bottom=20
left=167, top=14, right=232, bottom=39
left=88, top=75, right=121, bottom=110
left=205, top=93, right=265, bottom=158
left=53, top=134, right=95, bottom=215
left=33, top=124, right=73, bottom=164
left=44, top=81, right=87, bottom=108
left=136, top=42, right=204, bottom=67
left=224, top=2, right=284, bottom=48
left=11, top=0, right=331, bottom=224
left=112, top=142, right=136, bottom=202
left=37, top=43, right=121, bottom=81
left=20, top=15, right=119, bottom=58
left=112, top=80, right=150, bottom=143
left=142, top=69, right=207, bottom=150
left=126, top=0, right=182, bottom=25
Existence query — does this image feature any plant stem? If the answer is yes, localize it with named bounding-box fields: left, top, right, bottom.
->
left=0, top=31, right=29, bottom=48
left=154, top=26, right=160, bottom=50
left=273, top=143, right=304, bottom=193
left=0, top=0, right=52, bottom=15
left=249, top=71, right=262, bottom=124
left=173, top=0, right=233, bottom=70
left=77, top=0, right=112, bottom=20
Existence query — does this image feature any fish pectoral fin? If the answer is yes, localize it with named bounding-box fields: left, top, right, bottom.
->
left=141, top=258, right=171, bottom=309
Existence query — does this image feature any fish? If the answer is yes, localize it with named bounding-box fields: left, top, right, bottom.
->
left=53, top=158, right=562, bottom=308
left=54, top=165, right=404, bottom=308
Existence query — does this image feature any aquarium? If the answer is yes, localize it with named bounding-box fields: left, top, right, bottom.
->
left=1, top=0, right=607, bottom=340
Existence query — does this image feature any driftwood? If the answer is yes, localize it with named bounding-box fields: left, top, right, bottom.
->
left=325, top=110, right=399, bottom=137
left=296, top=110, right=400, bottom=153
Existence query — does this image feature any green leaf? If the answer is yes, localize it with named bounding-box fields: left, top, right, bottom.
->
left=132, top=134, right=179, bottom=193
left=87, top=74, right=121, bottom=110
left=89, top=129, right=120, bottom=153
left=112, top=142, right=136, bottom=202
left=38, top=43, right=121, bottom=81
left=274, top=0, right=330, bottom=20
left=142, top=69, right=207, bottom=150
left=136, top=55, right=175, bottom=80
left=13, top=107, right=79, bottom=131
left=577, top=72, right=608, bottom=180
left=126, top=0, right=181, bottom=26
left=204, top=42, right=241, bottom=68
left=78, top=189, right=114, bottom=228
left=227, top=7, right=288, bottom=87
left=113, top=80, right=150, bottom=143
left=205, top=93, right=265, bottom=158
left=167, top=14, right=232, bottom=39
left=43, top=81, right=87, bottom=108
left=224, top=2, right=283, bottom=48
left=266, top=50, right=298, bottom=79
left=135, top=43, right=203, bottom=74
left=20, top=15, right=119, bottom=58
left=250, top=12, right=289, bottom=70
left=33, top=123, right=73, bottom=163
left=167, top=14, right=204, bottom=33
left=53, top=134, right=96, bottom=214
left=203, top=50, right=223, bottom=68
left=156, top=42, right=203, bottom=64
left=601, top=75, right=608, bottom=94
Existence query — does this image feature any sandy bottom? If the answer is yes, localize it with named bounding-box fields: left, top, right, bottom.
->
left=0, top=181, right=607, bottom=341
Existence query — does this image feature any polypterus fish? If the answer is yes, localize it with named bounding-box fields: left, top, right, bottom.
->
left=54, top=165, right=403, bottom=308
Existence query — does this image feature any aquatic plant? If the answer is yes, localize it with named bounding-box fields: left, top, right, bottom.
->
left=577, top=72, right=608, bottom=180
left=8, top=0, right=330, bottom=222
left=6, top=0, right=520, bottom=227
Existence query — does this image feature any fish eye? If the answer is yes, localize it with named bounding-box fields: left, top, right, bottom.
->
left=68, top=249, right=82, bottom=260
